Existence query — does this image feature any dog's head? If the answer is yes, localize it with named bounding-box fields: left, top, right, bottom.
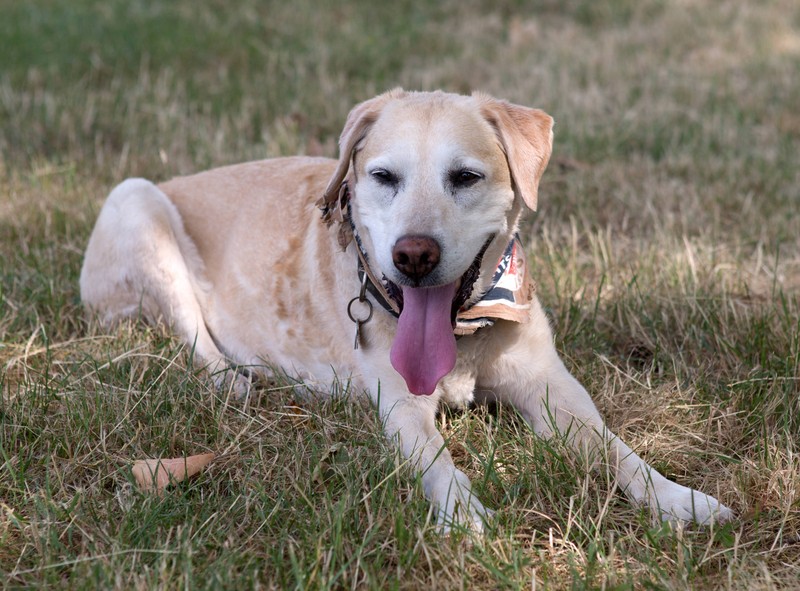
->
left=323, top=90, right=553, bottom=395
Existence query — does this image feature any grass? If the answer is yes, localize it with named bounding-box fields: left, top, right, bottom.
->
left=1, top=0, right=799, bottom=588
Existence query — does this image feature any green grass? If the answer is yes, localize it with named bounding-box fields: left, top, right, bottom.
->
left=2, top=0, right=800, bottom=588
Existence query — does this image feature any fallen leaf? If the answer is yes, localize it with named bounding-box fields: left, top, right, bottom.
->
left=132, top=453, right=216, bottom=494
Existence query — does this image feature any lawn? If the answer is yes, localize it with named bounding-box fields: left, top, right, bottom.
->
left=1, top=0, right=799, bottom=588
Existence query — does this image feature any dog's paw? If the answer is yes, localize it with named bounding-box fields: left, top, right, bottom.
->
left=431, top=469, right=493, bottom=535
left=211, top=367, right=253, bottom=401
left=648, top=480, right=734, bottom=526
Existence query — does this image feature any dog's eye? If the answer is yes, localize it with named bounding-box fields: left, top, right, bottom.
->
left=370, top=169, right=399, bottom=187
left=449, top=169, right=483, bottom=188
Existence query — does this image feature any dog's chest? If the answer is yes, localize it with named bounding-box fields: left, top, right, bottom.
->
left=435, top=334, right=492, bottom=407
left=437, top=371, right=477, bottom=407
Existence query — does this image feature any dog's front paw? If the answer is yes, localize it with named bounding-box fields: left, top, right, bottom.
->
left=431, top=469, right=493, bottom=534
left=648, top=480, right=734, bottom=525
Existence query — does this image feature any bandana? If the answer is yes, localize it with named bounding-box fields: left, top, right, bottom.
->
left=453, top=237, right=534, bottom=335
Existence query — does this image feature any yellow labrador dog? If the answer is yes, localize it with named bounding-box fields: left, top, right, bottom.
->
left=81, top=90, right=732, bottom=531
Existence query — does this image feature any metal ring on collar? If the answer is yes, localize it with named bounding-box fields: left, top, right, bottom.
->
left=347, top=296, right=373, bottom=324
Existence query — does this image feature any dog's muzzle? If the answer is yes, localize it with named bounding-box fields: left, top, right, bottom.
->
left=382, top=234, right=495, bottom=324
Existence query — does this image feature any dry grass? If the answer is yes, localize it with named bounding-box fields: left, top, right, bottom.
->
left=2, top=0, right=799, bottom=588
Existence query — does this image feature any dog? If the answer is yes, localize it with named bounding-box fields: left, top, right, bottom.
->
left=80, top=89, right=733, bottom=531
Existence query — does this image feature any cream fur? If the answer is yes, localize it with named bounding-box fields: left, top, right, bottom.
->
left=80, top=90, right=733, bottom=531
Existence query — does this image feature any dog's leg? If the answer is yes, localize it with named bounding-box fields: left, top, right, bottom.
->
left=360, top=356, right=491, bottom=532
left=80, top=179, right=249, bottom=395
left=382, top=390, right=492, bottom=533
left=480, top=300, right=733, bottom=525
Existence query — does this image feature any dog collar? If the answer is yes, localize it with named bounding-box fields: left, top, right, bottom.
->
left=317, top=182, right=535, bottom=336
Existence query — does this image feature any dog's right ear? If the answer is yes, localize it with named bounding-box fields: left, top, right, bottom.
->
left=318, top=89, right=405, bottom=221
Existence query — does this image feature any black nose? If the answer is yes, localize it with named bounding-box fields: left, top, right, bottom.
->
left=392, top=235, right=441, bottom=280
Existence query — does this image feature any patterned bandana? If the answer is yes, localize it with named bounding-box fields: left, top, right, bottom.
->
left=453, top=237, right=534, bottom=335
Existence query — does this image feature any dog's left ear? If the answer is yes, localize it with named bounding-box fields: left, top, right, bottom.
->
left=319, top=89, right=406, bottom=216
left=477, top=95, right=554, bottom=211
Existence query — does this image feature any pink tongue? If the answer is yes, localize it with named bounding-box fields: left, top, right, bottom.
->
left=390, top=282, right=458, bottom=395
